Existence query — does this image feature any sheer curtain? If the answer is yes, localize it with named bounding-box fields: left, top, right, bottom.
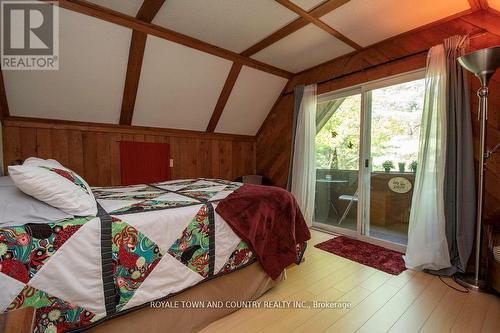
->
left=404, top=45, right=451, bottom=270
left=290, top=84, right=317, bottom=226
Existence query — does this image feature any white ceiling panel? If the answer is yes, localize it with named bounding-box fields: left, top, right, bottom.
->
left=490, top=0, right=500, bottom=11
left=86, top=0, right=142, bottom=16
left=3, top=8, right=131, bottom=124
left=292, top=0, right=327, bottom=11
left=252, top=24, right=354, bottom=73
left=152, top=0, right=298, bottom=53
left=321, top=0, right=471, bottom=47
left=215, top=67, right=287, bottom=136
left=132, top=35, right=232, bottom=131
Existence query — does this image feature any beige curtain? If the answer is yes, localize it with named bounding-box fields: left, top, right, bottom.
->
left=290, top=84, right=317, bottom=226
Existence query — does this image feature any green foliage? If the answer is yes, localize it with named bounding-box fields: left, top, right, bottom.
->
left=315, top=95, right=360, bottom=170
left=382, top=160, right=395, bottom=171
left=315, top=79, right=425, bottom=172
left=410, top=160, right=418, bottom=172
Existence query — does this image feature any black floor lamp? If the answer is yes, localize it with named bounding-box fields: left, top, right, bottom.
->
left=457, top=46, right=500, bottom=290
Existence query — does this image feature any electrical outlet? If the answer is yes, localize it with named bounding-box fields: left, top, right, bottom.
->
left=170, top=159, right=174, bottom=167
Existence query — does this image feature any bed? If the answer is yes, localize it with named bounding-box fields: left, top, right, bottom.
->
left=0, top=165, right=309, bottom=333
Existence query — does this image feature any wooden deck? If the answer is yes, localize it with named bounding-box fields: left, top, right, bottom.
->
left=202, top=230, right=500, bottom=333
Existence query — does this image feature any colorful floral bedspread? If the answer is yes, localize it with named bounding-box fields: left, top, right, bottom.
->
left=0, top=179, right=255, bottom=332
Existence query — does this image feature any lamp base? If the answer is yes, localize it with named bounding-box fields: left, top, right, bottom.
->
left=454, top=273, right=488, bottom=292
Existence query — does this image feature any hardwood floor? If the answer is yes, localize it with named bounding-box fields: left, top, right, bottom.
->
left=201, top=230, right=500, bottom=333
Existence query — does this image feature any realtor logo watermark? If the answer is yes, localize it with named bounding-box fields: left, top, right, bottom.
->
left=1, top=1, right=59, bottom=70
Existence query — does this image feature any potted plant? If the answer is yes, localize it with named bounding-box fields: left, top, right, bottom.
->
left=398, top=162, right=405, bottom=173
left=382, top=160, right=394, bottom=172
left=410, top=161, right=418, bottom=173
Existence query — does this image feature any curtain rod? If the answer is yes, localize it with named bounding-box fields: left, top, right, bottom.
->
left=283, top=31, right=487, bottom=95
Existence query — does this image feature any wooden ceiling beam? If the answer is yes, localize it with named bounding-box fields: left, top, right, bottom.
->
left=120, top=0, right=165, bottom=125
left=120, top=30, right=148, bottom=125
left=44, top=0, right=292, bottom=79
left=0, top=69, right=10, bottom=120
left=469, top=0, right=489, bottom=10
left=274, top=0, right=361, bottom=50
left=206, top=63, right=242, bottom=132
left=241, top=0, right=350, bottom=56
left=211, top=0, right=350, bottom=133
left=240, top=18, right=308, bottom=57
left=136, top=0, right=166, bottom=22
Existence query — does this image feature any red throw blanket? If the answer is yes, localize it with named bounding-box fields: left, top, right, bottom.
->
left=216, top=184, right=311, bottom=280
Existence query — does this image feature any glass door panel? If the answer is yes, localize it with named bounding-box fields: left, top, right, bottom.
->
left=314, top=93, right=361, bottom=232
left=364, top=79, right=425, bottom=245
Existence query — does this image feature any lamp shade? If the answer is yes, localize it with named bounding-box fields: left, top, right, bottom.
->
left=458, top=46, right=500, bottom=86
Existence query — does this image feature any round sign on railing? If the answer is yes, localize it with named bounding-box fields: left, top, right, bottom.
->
left=388, top=177, right=412, bottom=194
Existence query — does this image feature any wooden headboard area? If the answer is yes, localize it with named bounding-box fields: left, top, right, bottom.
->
left=1, top=117, right=256, bottom=186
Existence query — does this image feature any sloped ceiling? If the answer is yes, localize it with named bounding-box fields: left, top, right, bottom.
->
left=132, top=35, right=232, bottom=131
left=321, top=0, right=471, bottom=47
left=252, top=24, right=354, bottom=73
left=152, top=0, right=298, bottom=53
left=88, top=0, right=142, bottom=16
left=291, top=0, right=325, bottom=11
left=85, top=0, right=473, bottom=73
left=215, top=66, right=288, bottom=135
left=3, top=8, right=131, bottom=124
left=3, top=0, right=480, bottom=136
left=489, top=0, right=500, bottom=11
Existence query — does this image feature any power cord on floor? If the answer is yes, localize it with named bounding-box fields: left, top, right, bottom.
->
left=438, top=275, right=470, bottom=293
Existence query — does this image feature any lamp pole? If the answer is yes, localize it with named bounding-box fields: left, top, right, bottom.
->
left=457, top=46, right=500, bottom=290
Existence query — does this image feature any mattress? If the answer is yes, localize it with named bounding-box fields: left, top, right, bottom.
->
left=0, top=179, right=257, bottom=332
left=89, top=261, right=282, bottom=333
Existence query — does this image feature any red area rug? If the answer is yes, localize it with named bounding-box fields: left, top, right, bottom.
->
left=314, top=236, right=406, bottom=275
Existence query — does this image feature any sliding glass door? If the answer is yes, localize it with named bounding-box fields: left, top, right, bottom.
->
left=314, top=92, right=361, bottom=235
left=362, top=76, right=426, bottom=246
left=313, top=70, right=425, bottom=249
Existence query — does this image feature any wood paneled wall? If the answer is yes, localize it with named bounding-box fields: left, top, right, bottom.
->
left=256, top=91, right=294, bottom=188
left=2, top=117, right=256, bottom=186
left=256, top=10, right=500, bottom=221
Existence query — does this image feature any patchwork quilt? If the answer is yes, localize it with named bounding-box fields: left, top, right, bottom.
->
left=0, top=179, right=256, bottom=333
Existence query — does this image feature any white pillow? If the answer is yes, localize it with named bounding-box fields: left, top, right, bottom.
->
left=23, top=157, right=63, bottom=168
left=8, top=163, right=97, bottom=216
